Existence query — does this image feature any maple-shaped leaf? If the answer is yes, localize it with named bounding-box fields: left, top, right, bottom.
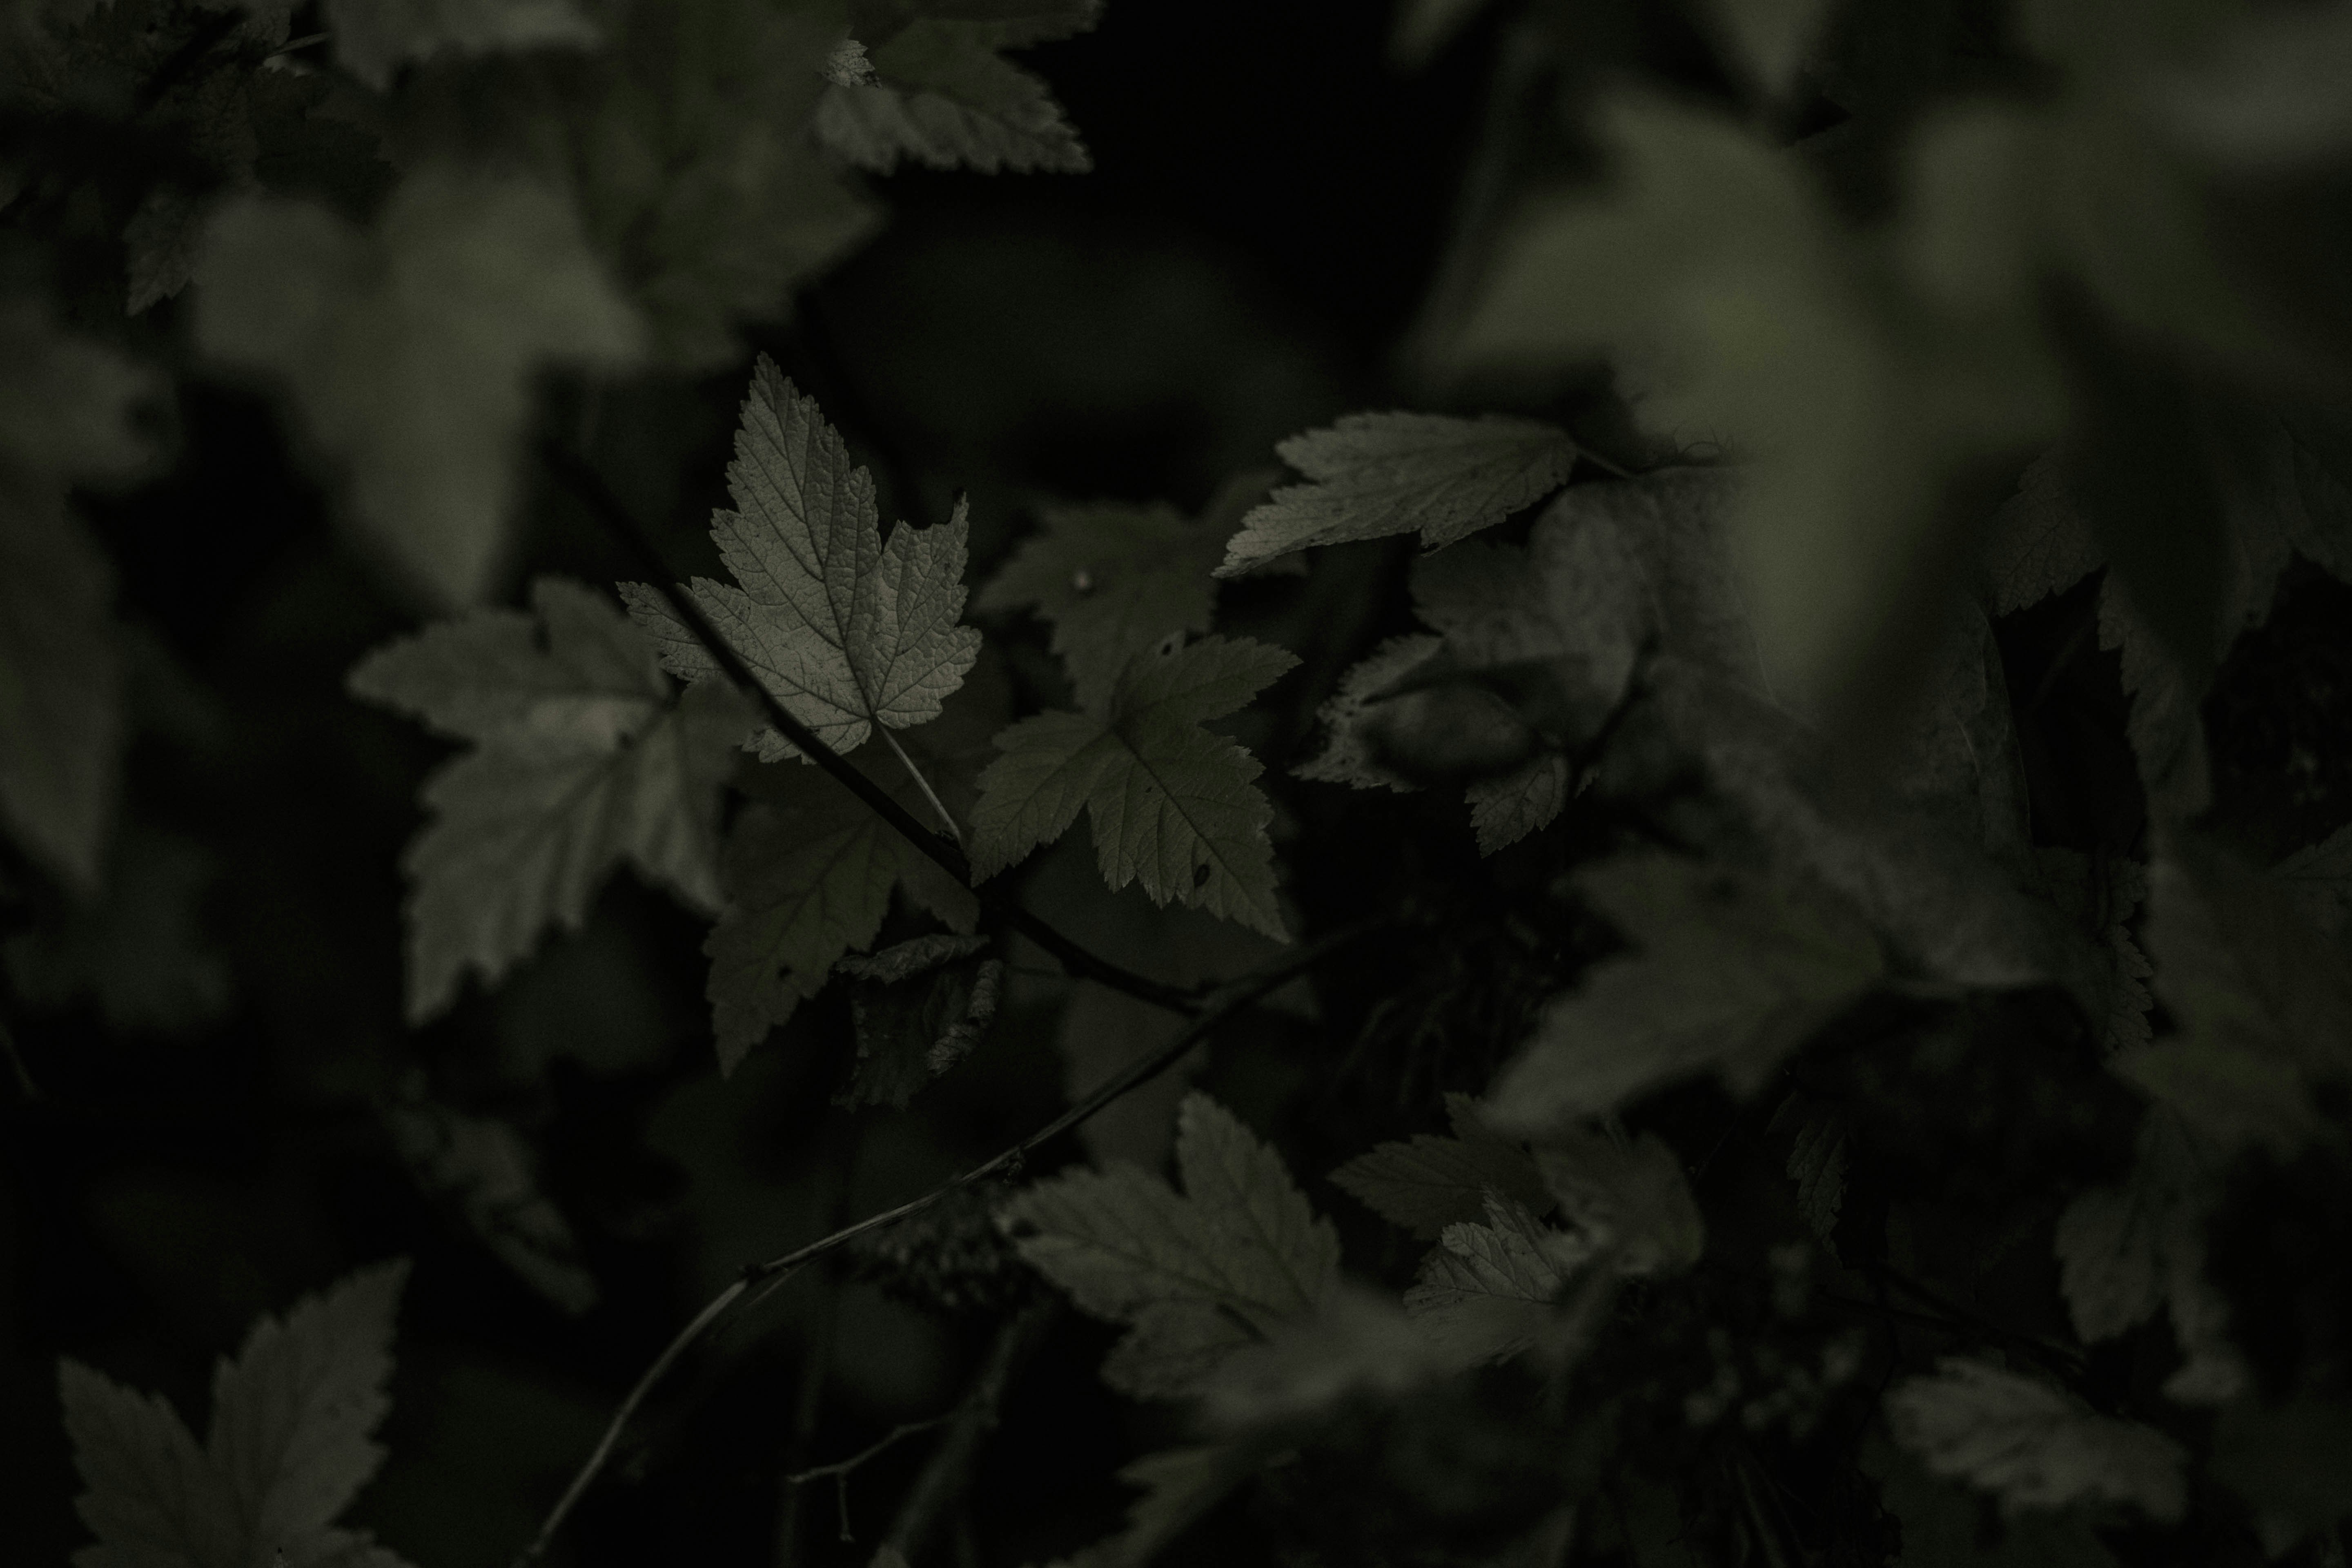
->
left=1002, top=1092, right=1339, bottom=1400
left=972, top=634, right=1296, bottom=938
left=1403, top=1193, right=1595, bottom=1368
left=624, top=357, right=980, bottom=761
left=2051, top=1108, right=2245, bottom=1405
left=194, top=169, right=644, bottom=608
left=324, top=0, right=599, bottom=89
left=2121, top=835, right=2352, bottom=1155
left=976, top=485, right=1245, bottom=713
left=1215, top=412, right=1579, bottom=577
left=1330, top=1092, right=1552, bottom=1241
left=349, top=577, right=749, bottom=1022
left=0, top=303, right=154, bottom=896
left=1886, top=1357, right=2187, bottom=1523
left=1486, top=854, right=1884, bottom=1135
left=815, top=7, right=1096, bottom=175
left=60, top=1261, right=417, bottom=1568
left=701, top=662, right=1002, bottom=1071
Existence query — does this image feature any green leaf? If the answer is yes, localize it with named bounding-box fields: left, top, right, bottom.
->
left=349, top=577, right=747, bottom=1022
left=1982, top=454, right=2102, bottom=616
left=0, top=305, right=153, bottom=895
left=976, top=496, right=1231, bottom=713
left=61, top=1261, right=418, bottom=1568
left=1046, top=1443, right=1263, bottom=1568
left=835, top=933, right=1002, bottom=1108
left=2035, top=850, right=2155, bottom=1057
left=1330, top=1092, right=1552, bottom=1241
left=3, top=825, right=232, bottom=1031
left=1402, top=1193, right=1593, bottom=1368
left=624, top=357, right=981, bottom=761
left=1532, top=1123, right=1706, bottom=1277
left=1214, top=412, right=1579, bottom=577
left=1773, top=1096, right=1849, bottom=1256
left=1862, top=1433, right=2122, bottom=1568
left=816, top=16, right=1091, bottom=174
left=1002, top=1092, right=1339, bottom=1399
left=385, top=1095, right=598, bottom=1315
left=1885, top=1357, right=2187, bottom=1523
left=194, top=170, right=645, bottom=608
left=1891, top=600, right=2035, bottom=881
left=324, top=0, right=598, bottom=90
left=1196, top=1285, right=1449, bottom=1430
left=2274, top=822, right=2352, bottom=936
left=971, top=634, right=1296, bottom=938
left=1486, top=854, right=1884, bottom=1134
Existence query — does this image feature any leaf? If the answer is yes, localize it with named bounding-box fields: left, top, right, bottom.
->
left=624, top=358, right=980, bottom=760
left=1330, top=1092, right=1552, bottom=1241
left=1862, top=1433, right=2122, bottom=1568
left=1002, top=1092, right=1339, bottom=1399
left=1047, top=1443, right=1265, bottom=1568
left=1890, top=599, right=2035, bottom=882
left=1294, top=634, right=1440, bottom=795
left=815, top=15, right=1092, bottom=175
left=194, top=170, right=644, bottom=608
left=1196, top=1285, right=1450, bottom=1431
left=2051, top=1107, right=2245, bottom=1403
left=1696, top=0, right=1838, bottom=96
left=2035, top=851, right=2154, bottom=1056
left=60, top=1261, right=418, bottom=1568
left=385, top=1096, right=598, bottom=1314
left=701, top=664, right=1000, bottom=1070
left=1982, top=454, right=2101, bottom=616
left=324, top=0, right=598, bottom=90
left=2209, top=1394, right=2352, bottom=1544
left=1214, top=412, right=1579, bottom=577
left=835, top=934, right=1002, bottom=1108
left=971, top=634, right=1297, bottom=938
left=1532, top=1123, right=1706, bottom=1276
left=350, top=577, right=748, bottom=1023
left=1486, top=854, right=1884, bottom=1135
left=1402, top=1193, right=1595, bottom=1368
left=1775, top=1097, right=1849, bottom=1256
left=1885, top=1357, right=2187, bottom=1523
left=0, top=304, right=153, bottom=894
left=2127, top=835, right=2352, bottom=1152
left=3, top=825, right=232, bottom=1031
left=1391, top=0, right=1491, bottom=67
left=975, top=494, right=1233, bottom=713
left=2274, top=822, right=2352, bottom=936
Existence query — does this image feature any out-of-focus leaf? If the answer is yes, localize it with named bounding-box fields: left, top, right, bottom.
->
left=971, top=634, right=1297, bottom=937
left=1330, top=1092, right=1551, bottom=1242
left=1696, top=0, right=1838, bottom=97
left=1886, top=1357, right=2187, bottom=1522
left=350, top=578, right=747, bottom=1022
left=325, top=0, right=597, bottom=90
left=835, top=933, right=1002, bottom=1107
left=1486, top=853, right=1884, bottom=1134
left=1390, top=0, right=1490, bottom=68
left=816, top=14, right=1091, bottom=175
left=1891, top=599, right=2034, bottom=882
left=1403, top=1193, right=1595, bottom=1368
left=625, top=360, right=980, bottom=761
left=3, top=826, right=232, bottom=1031
left=1045, top=1442, right=1266, bottom=1568
left=2036, top=850, right=2154, bottom=1056
left=1002, top=1093, right=1339, bottom=1399
left=384, top=1094, right=598, bottom=1314
left=2209, top=1395, right=2352, bottom=1544
left=194, top=171, right=645, bottom=607
left=1773, top=1096, right=1848, bottom=1255
left=1530, top=1123, right=1705, bottom=1276
left=1214, top=412, right=1579, bottom=576
left=2274, top=823, right=2352, bottom=936
left=1197, top=1284, right=1450, bottom=1431
left=1863, top=1433, right=2122, bottom=1568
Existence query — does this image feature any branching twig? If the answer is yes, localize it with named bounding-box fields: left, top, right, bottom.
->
left=536, top=438, right=1202, bottom=1016
left=787, top=1413, right=961, bottom=1544
left=881, top=1304, right=1055, bottom=1561
left=510, top=915, right=1379, bottom=1566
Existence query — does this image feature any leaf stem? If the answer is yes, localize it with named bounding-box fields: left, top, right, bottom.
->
left=536, top=437, right=1201, bottom=1016
left=880, top=726, right=964, bottom=849
left=509, top=916, right=1377, bottom=1567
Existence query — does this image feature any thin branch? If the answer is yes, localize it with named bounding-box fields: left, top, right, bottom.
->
left=787, top=1413, right=961, bottom=1544
left=535, top=437, right=1201, bottom=1016
left=881, top=726, right=964, bottom=849
left=510, top=916, right=1378, bottom=1568
left=882, top=1305, right=1055, bottom=1561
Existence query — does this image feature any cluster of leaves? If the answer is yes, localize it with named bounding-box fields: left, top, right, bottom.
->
left=16, top=0, right=2352, bottom=1565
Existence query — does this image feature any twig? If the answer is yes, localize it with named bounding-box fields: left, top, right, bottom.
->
left=787, top=1413, right=961, bottom=1543
left=881, top=1305, right=1056, bottom=1561
left=881, top=727, right=964, bottom=849
left=535, top=438, right=1201, bottom=1016
left=510, top=915, right=1380, bottom=1566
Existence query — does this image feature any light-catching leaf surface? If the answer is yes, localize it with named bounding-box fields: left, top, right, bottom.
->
left=60, top=1261, right=416, bottom=1568
left=194, top=170, right=644, bottom=608
left=1330, top=1092, right=1552, bottom=1241
left=324, top=0, right=598, bottom=89
left=815, top=13, right=1093, bottom=175
left=1215, top=412, right=1579, bottom=577
left=1003, top=1093, right=1339, bottom=1399
left=972, top=634, right=1296, bottom=938
left=1403, top=1193, right=1595, bottom=1368
left=349, top=577, right=747, bottom=1022
left=976, top=495, right=1232, bottom=713
left=624, top=357, right=980, bottom=761
left=1886, top=1357, right=2187, bottom=1523
left=1486, top=854, right=1884, bottom=1134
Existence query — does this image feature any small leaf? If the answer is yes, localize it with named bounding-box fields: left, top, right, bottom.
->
left=971, top=635, right=1297, bottom=938
left=1002, top=1093, right=1339, bottom=1399
left=835, top=935, right=1002, bottom=1108
left=2274, top=822, right=2352, bottom=936
left=1329, top=1092, right=1553, bottom=1241
left=1885, top=1357, right=2187, bottom=1523
left=1532, top=1124, right=1706, bottom=1276
left=194, top=171, right=645, bottom=608
left=385, top=1096, right=598, bottom=1314
left=1216, top=412, right=1578, bottom=577
left=350, top=578, right=747, bottom=1022
left=815, top=16, right=1092, bottom=175
left=624, top=359, right=980, bottom=760
left=1982, top=454, right=2102, bottom=616
left=1403, top=1194, right=1595, bottom=1368
left=1487, top=854, right=1884, bottom=1134
left=1773, top=1096, right=1848, bottom=1256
